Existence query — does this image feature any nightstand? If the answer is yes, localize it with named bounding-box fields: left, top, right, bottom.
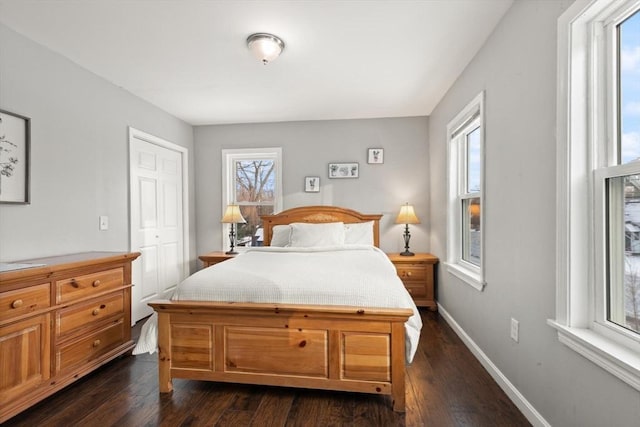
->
left=199, top=251, right=236, bottom=268
left=387, top=253, right=439, bottom=310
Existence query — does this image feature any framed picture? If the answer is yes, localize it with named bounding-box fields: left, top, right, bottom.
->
left=368, top=148, right=384, bottom=164
left=0, top=109, right=30, bottom=204
left=328, top=162, right=359, bottom=179
left=305, top=176, right=320, bottom=192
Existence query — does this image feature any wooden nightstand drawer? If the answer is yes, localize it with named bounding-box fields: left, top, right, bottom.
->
left=55, top=318, right=126, bottom=373
left=403, top=282, right=428, bottom=298
left=56, top=292, right=124, bottom=338
left=395, top=266, right=427, bottom=281
left=56, top=268, right=124, bottom=304
left=0, top=283, right=50, bottom=322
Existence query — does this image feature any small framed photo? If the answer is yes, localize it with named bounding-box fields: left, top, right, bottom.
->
left=368, top=148, right=384, bottom=164
left=328, top=163, right=359, bottom=179
left=0, top=109, right=30, bottom=204
left=305, top=176, right=320, bottom=192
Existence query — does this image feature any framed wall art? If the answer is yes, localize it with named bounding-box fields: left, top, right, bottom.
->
left=0, top=109, right=30, bottom=204
left=305, top=176, right=320, bottom=192
left=328, top=163, right=359, bottom=179
left=368, top=148, right=384, bottom=164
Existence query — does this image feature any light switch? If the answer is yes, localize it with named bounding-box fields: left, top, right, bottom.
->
left=99, top=216, right=109, bottom=231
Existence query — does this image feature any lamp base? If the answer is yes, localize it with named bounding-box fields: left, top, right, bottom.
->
left=226, top=223, right=238, bottom=255
left=400, top=224, right=415, bottom=256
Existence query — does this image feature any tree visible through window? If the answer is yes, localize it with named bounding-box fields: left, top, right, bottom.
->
left=222, top=148, right=282, bottom=250
left=234, top=159, right=275, bottom=246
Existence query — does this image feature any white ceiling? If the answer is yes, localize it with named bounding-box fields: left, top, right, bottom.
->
left=0, top=0, right=513, bottom=126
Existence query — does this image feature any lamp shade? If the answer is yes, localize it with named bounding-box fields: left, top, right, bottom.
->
left=395, top=203, right=420, bottom=224
left=221, top=204, right=247, bottom=224
left=247, top=33, right=285, bottom=64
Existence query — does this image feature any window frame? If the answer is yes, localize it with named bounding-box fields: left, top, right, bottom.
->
left=551, top=0, right=640, bottom=392
left=221, top=147, right=283, bottom=251
left=446, top=91, right=486, bottom=291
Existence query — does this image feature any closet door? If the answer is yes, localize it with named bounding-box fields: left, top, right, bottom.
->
left=129, top=130, right=187, bottom=323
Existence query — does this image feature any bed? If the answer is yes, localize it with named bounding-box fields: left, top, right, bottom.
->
left=145, top=206, right=420, bottom=412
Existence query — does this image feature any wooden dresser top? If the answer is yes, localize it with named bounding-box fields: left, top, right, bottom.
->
left=0, top=251, right=140, bottom=284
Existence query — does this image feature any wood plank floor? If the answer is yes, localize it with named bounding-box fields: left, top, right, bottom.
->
left=3, top=310, right=530, bottom=427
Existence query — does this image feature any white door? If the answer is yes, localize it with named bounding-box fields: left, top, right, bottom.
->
left=129, top=130, right=187, bottom=323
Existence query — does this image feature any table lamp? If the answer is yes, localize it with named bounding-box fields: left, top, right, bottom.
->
left=395, top=203, right=420, bottom=256
left=221, top=204, right=247, bottom=255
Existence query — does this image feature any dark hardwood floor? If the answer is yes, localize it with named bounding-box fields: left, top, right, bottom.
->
left=3, top=310, right=530, bottom=427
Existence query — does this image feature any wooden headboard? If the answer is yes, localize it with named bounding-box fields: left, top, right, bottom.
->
left=261, top=206, right=382, bottom=247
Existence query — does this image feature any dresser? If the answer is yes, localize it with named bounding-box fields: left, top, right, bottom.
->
left=0, top=251, right=140, bottom=423
left=387, top=253, right=439, bottom=310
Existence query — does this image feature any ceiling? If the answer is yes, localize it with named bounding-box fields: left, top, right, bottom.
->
left=0, top=0, right=513, bottom=126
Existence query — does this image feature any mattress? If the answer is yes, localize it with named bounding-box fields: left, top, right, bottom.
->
left=134, top=245, right=422, bottom=363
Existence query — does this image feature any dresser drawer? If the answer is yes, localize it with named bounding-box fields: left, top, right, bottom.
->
left=56, top=268, right=124, bottom=304
left=55, top=318, right=125, bottom=373
left=395, top=265, right=427, bottom=282
left=56, top=292, right=124, bottom=338
left=0, top=284, right=50, bottom=322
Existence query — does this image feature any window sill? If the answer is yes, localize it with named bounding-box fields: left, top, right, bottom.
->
left=547, top=320, right=640, bottom=391
left=446, top=262, right=485, bottom=291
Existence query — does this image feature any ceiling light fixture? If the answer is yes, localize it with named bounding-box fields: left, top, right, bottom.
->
left=247, top=33, right=285, bottom=65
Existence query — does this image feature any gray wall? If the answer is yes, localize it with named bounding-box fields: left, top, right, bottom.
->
left=429, top=1, right=640, bottom=426
left=194, top=117, right=430, bottom=258
left=0, top=23, right=197, bottom=266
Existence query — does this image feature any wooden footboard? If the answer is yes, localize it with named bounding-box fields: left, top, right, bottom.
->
left=148, top=300, right=413, bottom=412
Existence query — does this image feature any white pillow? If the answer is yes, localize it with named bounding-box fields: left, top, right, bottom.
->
left=270, top=225, right=291, bottom=247
left=289, top=222, right=345, bottom=247
left=344, top=221, right=374, bottom=246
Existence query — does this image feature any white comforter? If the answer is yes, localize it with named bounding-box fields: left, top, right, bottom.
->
left=134, top=245, right=422, bottom=363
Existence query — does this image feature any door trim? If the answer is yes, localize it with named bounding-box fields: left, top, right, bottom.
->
left=128, top=127, right=190, bottom=322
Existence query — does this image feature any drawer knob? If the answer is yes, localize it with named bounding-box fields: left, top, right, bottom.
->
left=92, top=280, right=101, bottom=287
left=92, top=339, right=101, bottom=348
left=92, top=308, right=100, bottom=316
left=11, top=299, right=23, bottom=309
left=407, top=271, right=412, bottom=277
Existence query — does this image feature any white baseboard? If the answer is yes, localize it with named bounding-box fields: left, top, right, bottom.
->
left=437, top=304, right=550, bottom=427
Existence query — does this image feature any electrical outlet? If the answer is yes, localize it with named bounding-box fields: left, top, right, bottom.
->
left=99, top=216, right=109, bottom=231
left=510, top=318, right=519, bottom=342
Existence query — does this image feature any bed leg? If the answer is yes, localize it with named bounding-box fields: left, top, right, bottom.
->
left=157, top=312, right=173, bottom=393
left=392, top=389, right=406, bottom=412
left=391, top=322, right=406, bottom=412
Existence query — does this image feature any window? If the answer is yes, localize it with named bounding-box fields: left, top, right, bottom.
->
left=447, top=91, right=485, bottom=291
left=222, top=148, right=282, bottom=249
left=611, top=8, right=640, bottom=335
left=553, top=0, right=640, bottom=391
